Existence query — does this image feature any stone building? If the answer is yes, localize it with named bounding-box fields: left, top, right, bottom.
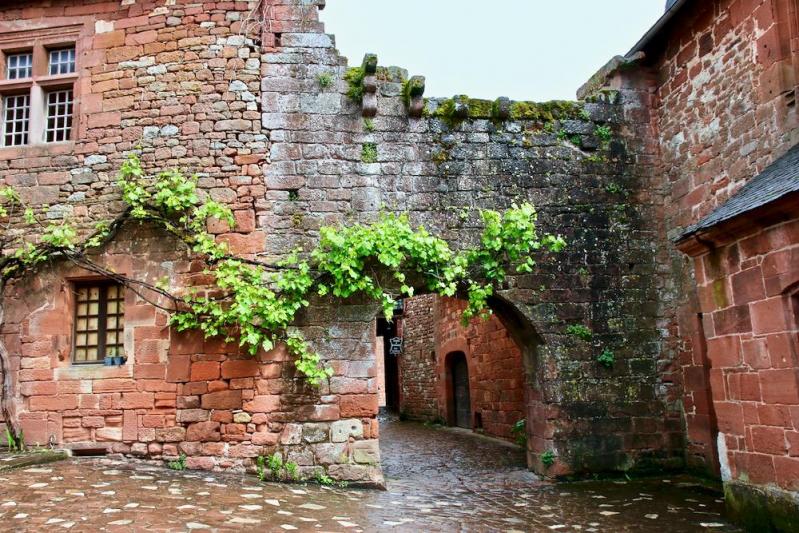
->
left=0, top=0, right=796, bottom=527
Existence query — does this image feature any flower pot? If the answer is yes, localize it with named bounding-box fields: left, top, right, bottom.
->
left=104, top=357, right=114, bottom=366
left=113, top=356, right=125, bottom=366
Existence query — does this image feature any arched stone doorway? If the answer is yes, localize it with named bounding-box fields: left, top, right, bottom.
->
left=444, top=351, right=471, bottom=429
left=384, top=294, right=542, bottom=469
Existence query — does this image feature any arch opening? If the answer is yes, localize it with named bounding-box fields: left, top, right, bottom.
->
left=372, top=293, right=545, bottom=470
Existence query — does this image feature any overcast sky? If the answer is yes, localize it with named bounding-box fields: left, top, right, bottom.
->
left=321, top=1, right=665, bottom=101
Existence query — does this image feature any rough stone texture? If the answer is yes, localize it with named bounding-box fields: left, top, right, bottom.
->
left=583, top=0, right=799, bottom=525
left=0, top=0, right=684, bottom=486
left=396, top=295, right=438, bottom=421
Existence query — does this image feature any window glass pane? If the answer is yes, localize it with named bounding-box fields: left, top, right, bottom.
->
left=48, top=48, right=75, bottom=75
left=6, top=52, right=32, bottom=79
left=45, top=89, right=73, bottom=143
left=2, top=94, right=29, bottom=147
left=73, top=282, right=125, bottom=363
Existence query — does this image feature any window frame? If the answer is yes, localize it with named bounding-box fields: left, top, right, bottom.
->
left=1, top=92, right=31, bottom=147
left=0, top=25, right=80, bottom=149
left=71, top=280, right=126, bottom=365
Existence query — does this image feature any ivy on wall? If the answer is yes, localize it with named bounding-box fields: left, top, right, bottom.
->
left=0, top=154, right=566, bottom=441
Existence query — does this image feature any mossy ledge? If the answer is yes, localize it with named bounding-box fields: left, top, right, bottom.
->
left=426, top=96, right=588, bottom=125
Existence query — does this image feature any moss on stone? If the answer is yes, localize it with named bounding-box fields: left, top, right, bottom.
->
left=467, top=98, right=493, bottom=118
left=509, top=100, right=584, bottom=122
left=724, top=481, right=799, bottom=533
left=344, top=66, right=365, bottom=103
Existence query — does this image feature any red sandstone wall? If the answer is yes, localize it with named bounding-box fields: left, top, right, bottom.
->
left=690, top=218, right=799, bottom=491
left=436, top=298, right=526, bottom=441
left=397, top=295, right=438, bottom=420
left=399, top=295, right=526, bottom=442
left=638, top=0, right=799, bottom=474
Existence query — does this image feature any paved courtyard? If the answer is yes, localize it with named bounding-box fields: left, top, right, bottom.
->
left=0, top=420, right=738, bottom=532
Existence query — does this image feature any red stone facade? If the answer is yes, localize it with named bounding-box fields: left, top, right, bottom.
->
left=398, top=296, right=526, bottom=442
left=682, top=219, right=799, bottom=493
left=581, top=0, right=799, bottom=523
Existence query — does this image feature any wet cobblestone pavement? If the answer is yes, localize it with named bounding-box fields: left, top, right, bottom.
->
left=0, top=420, right=739, bottom=532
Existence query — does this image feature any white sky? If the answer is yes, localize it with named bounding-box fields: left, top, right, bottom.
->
left=320, top=1, right=665, bottom=101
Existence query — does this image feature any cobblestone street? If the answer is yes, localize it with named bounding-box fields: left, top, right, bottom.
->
left=0, top=420, right=738, bottom=532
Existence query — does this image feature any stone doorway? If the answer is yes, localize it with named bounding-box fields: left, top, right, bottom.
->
left=447, top=351, right=471, bottom=429
left=388, top=294, right=541, bottom=460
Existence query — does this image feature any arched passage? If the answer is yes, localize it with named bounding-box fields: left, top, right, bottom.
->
left=377, top=294, right=545, bottom=470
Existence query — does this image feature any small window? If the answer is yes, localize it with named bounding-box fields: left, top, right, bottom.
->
left=45, top=89, right=73, bottom=142
left=73, top=282, right=125, bottom=363
left=2, top=94, right=30, bottom=147
left=48, top=48, right=75, bottom=75
left=6, top=52, right=32, bottom=80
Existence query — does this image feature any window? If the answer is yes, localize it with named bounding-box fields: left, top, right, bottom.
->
left=73, top=282, right=125, bottom=363
left=48, top=48, right=75, bottom=75
left=45, top=90, right=73, bottom=142
left=2, top=94, right=29, bottom=146
left=0, top=41, right=77, bottom=147
left=6, top=52, right=32, bottom=79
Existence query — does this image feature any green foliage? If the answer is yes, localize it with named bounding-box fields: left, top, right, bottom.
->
left=363, top=118, right=375, bottom=132
left=167, top=453, right=187, bottom=471
left=344, top=66, right=365, bottom=102
left=541, top=450, right=555, bottom=467
left=597, top=348, right=615, bottom=368
left=257, top=452, right=299, bottom=481
left=256, top=455, right=267, bottom=481
left=511, top=419, right=527, bottom=447
left=566, top=324, right=592, bottom=341
left=5, top=427, right=18, bottom=452
left=605, top=182, right=626, bottom=196
left=315, top=471, right=334, bottom=486
left=361, top=143, right=378, bottom=164
left=556, top=129, right=568, bottom=141
left=595, top=124, right=612, bottom=143
left=317, top=72, right=333, bottom=89
left=284, top=460, right=299, bottom=481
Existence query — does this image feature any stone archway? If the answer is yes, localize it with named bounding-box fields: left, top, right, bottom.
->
left=394, top=294, right=546, bottom=470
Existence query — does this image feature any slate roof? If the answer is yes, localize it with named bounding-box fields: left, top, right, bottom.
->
left=677, top=143, right=799, bottom=241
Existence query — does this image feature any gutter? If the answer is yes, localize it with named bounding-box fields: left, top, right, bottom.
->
left=625, top=0, right=690, bottom=58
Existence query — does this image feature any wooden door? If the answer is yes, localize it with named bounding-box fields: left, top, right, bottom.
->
left=452, top=355, right=471, bottom=429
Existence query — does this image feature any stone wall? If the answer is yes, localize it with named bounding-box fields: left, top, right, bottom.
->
left=580, top=0, right=799, bottom=523
left=642, top=0, right=797, bottom=475
left=0, top=0, right=684, bottom=483
left=397, top=294, right=438, bottom=421
left=685, top=218, right=799, bottom=495
left=437, top=297, right=526, bottom=441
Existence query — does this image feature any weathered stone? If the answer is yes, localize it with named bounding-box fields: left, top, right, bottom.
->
left=330, top=420, right=363, bottom=443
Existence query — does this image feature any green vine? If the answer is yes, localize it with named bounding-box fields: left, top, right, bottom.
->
left=1, top=154, right=566, bottom=388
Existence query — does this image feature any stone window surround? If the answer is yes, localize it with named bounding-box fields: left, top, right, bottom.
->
left=0, top=24, right=82, bottom=151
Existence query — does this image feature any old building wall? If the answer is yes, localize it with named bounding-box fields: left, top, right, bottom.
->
left=688, top=219, right=799, bottom=492
left=1, top=0, right=682, bottom=483
left=436, top=297, right=526, bottom=441
left=398, top=295, right=526, bottom=442
left=649, top=0, right=799, bottom=476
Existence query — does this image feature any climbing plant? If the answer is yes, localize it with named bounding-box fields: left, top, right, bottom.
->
left=0, top=153, right=566, bottom=443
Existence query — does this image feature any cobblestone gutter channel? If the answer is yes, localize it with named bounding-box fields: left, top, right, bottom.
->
left=0, top=420, right=738, bottom=531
